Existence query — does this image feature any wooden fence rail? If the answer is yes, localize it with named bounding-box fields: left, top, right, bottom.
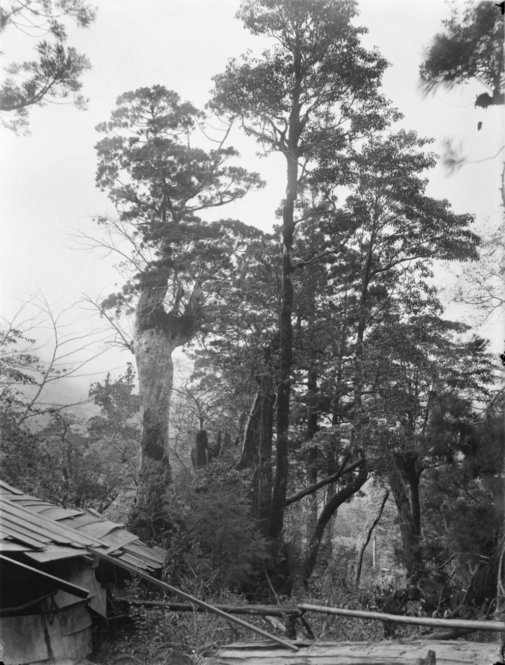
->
left=117, top=595, right=505, bottom=634
left=299, top=603, right=505, bottom=633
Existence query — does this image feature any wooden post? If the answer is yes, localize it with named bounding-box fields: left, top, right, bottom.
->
left=415, top=650, right=436, bottom=665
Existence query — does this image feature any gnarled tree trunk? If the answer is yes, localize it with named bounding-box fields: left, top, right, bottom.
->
left=132, top=277, right=194, bottom=538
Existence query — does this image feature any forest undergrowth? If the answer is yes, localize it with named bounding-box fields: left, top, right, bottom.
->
left=93, top=573, right=423, bottom=665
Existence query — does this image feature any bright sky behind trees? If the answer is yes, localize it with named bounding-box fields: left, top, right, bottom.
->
left=0, top=0, right=503, bottom=395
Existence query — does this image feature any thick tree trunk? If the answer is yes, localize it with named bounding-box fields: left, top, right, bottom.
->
left=134, top=325, right=174, bottom=527
left=132, top=278, right=194, bottom=538
left=303, top=459, right=368, bottom=585
left=388, top=452, right=424, bottom=583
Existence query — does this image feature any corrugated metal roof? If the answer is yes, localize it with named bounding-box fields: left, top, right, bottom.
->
left=0, top=481, right=164, bottom=573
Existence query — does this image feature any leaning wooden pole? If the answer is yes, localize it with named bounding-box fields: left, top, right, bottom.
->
left=299, top=604, right=505, bottom=632
left=94, top=550, right=298, bottom=651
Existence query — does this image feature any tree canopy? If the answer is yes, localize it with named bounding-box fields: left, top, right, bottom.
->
left=0, top=0, right=95, bottom=131
left=420, top=1, right=504, bottom=107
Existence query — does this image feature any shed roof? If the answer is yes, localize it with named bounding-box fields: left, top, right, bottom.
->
left=0, top=480, right=164, bottom=573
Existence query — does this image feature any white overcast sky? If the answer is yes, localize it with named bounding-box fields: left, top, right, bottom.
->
left=0, top=0, right=503, bottom=396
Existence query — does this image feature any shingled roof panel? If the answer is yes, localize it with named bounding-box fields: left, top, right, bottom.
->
left=0, top=482, right=164, bottom=572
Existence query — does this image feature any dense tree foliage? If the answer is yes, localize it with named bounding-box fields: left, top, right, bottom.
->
left=420, top=0, right=504, bottom=107
left=0, top=0, right=95, bottom=131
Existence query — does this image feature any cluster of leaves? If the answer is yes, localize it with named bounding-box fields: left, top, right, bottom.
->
left=0, top=0, right=95, bottom=131
left=419, top=0, right=504, bottom=98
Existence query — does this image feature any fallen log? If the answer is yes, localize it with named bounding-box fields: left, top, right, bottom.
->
left=117, top=598, right=301, bottom=618
left=299, top=603, right=505, bottom=632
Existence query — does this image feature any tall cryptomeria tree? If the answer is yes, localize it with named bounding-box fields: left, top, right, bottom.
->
left=211, top=0, right=391, bottom=538
left=95, top=86, right=262, bottom=534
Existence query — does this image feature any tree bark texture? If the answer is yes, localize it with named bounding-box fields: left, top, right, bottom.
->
left=133, top=277, right=194, bottom=534
left=135, top=325, right=174, bottom=521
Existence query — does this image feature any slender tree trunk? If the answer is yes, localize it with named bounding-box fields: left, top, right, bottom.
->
left=495, top=413, right=505, bottom=650
left=387, top=453, right=424, bottom=583
left=353, top=281, right=370, bottom=447
left=305, top=367, right=319, bottom=539
left=402, top=453, right=422, bottom=538
left=237, top=392, right=261, bottom=470
left=331, top=319, right=348, bottom=427
left=326, top=325, right=348, bottom=560
left=270, top=48, right=302, bottom=538
left=271, top=172, right=296, bottom=537
left=256, top=369, right=274, bottom=529
left=355, top=490, right=389, bottom=587
left=303, top=459, right=367, bottom=585
left=353, top=221, right=377, bottom=450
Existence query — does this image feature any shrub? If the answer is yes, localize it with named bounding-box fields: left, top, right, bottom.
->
left=163, top=457, right=270, bottom=593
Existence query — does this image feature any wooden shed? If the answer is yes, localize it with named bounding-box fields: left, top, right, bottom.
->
left=0, top=480, right=164, bottom=665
